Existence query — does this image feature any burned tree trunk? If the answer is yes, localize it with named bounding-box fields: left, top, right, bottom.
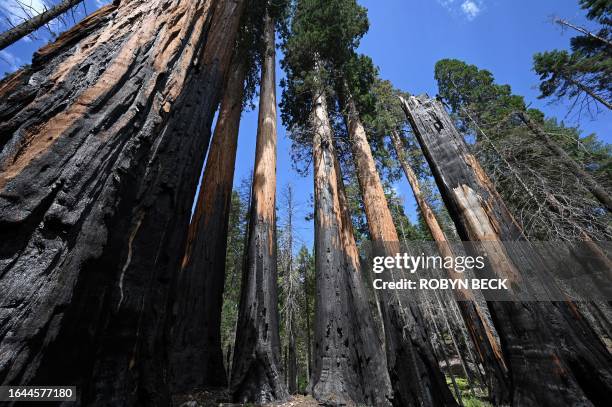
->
left=230, top=11, right=288, bottom=403
left=0, top=0, right=89, bottom=51
left=170, top=47, right=247, bottom=393
left=389, top=128, right=510, bottom=404
left=309, top=87, right=394, bottom=406
left=402, top=94, right=612, bottom=406
left=342, top=93, right=457, bottom=407
left=287, top=335, right=297, bottom=394
left=0, top=0, right=245, bottom=404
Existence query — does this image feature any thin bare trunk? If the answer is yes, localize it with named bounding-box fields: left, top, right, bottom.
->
left=569, top=75, right=612, bottom=110
left=287, top=186, right=298, bottom=394
left=554, top=17, right=612, bottom=47
left=433, top=289, right=475, bottom=398
left=518, top=112, right=612, bottom=212
left=424, top=292, right=464, bottom=406
left=0, top=0, right=91, bottom=51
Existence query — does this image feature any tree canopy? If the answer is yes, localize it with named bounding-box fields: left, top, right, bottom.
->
left=532, top=0, right=611, bottom=113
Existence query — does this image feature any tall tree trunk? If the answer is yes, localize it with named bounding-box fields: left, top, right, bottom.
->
left=288, top=334, right=297, bottom=394
left=423, top=292, right=464, bottom=406
left=389, top=128, right=510, bottom=404
left=230, top=11, right=288, bottom=403
left=517, top=111, right=612, bottom=212
left=341, top=92, right=457, bottom=406
left=170, top=46, right=247, bottom=393
left=0, top=0, right=91, bottom=51
left=433, top=289, right=476, bottom=399
left=0, top=0, right=244, bottom=405
left=310, top=85, right=393, bottom=406
left=304, top=266, right=312, bottom=380
left=402, top=94, right=612, bottom=407
left=284, top=185, right=298, bottom=394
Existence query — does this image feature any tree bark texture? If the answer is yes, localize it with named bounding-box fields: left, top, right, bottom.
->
left=389, top=128, right=510, bottom=404
left=230, top=12, right=288, bottom=403
left=0, top=0, right=244, bottom=404
left=310, top=88, right=394, bottom=406
left=402, top=94, right=612, bottom=407
left=170, top=48, right=247, bottom=393
left=0, top=0, right=92, bottom=52
left=288, top=333, right=297, bottom=394
left=342, top=94, right=457, bottom=407
left=305, top=269, right=312, bottom=380
left=285, top=186, right=298, bottom=395
left=517, top=112, right=612, bottom=213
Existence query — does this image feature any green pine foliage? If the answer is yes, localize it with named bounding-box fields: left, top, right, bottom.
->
left=280, top=0, right=370, bottom=166
left=434, top=58, right=612, bottom=240
left=579, top=0, right=612, bottom=22
left=220, top=189, right=249, bottom=370
left=532, top=0, right=611, bottom=112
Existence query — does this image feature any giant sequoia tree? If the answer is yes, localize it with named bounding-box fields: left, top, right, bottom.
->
left=170, top=24, right=250, bottom=397
left=402, top=94, right=612, bottom=406
left=170, top=0, right=263, bottom=394
left=365, top=79, right=510, bottom=403
left=281, top=1, right=394, bottom=404
left=230, top=2, right=289, bottom=402
left=366, top=78, right=516, bottom=400
left=0, top=0, right=245, bottom=404
left=336, top=56, right=457, bottom=405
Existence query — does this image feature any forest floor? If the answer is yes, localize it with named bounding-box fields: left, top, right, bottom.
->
left=262, top=395, right=319, bottom=406
left=174, top=390, right=318, bottom=407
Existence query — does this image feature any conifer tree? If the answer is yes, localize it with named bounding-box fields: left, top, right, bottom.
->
left=170, top=2, right=262, bottom=392
left=533, top=0, right=611, bottom=111
left=337, top=56, right=457, bottom=406
left=281, top=1, right=394, bottom=404
left=231, top=2, right=289, bottom=402
left=435, top=58, right=612, bottom=237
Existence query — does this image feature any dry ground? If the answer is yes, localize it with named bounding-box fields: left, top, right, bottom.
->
left=174, top=391, right=319, bottom=407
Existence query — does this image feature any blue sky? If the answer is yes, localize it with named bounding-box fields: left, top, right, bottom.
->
left=1, top=0, right=610, bottom=250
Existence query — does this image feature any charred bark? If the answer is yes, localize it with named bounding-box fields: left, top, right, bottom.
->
left=288, top=334, right=297, bottom=394
left=389, top=128, right=510, bottom=404
left=170, top=45, right=248, bottom=393
left=230, top=12, right=288, bottom=403
left=0, top=0, right=244, bottom=404
left=0, top=0, right=93, bottom=51
left=308, top=84, right=394, bottom=406
left=402, top=94, right=612, bottom=407
left=342, top=93, right=457, bottom=407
